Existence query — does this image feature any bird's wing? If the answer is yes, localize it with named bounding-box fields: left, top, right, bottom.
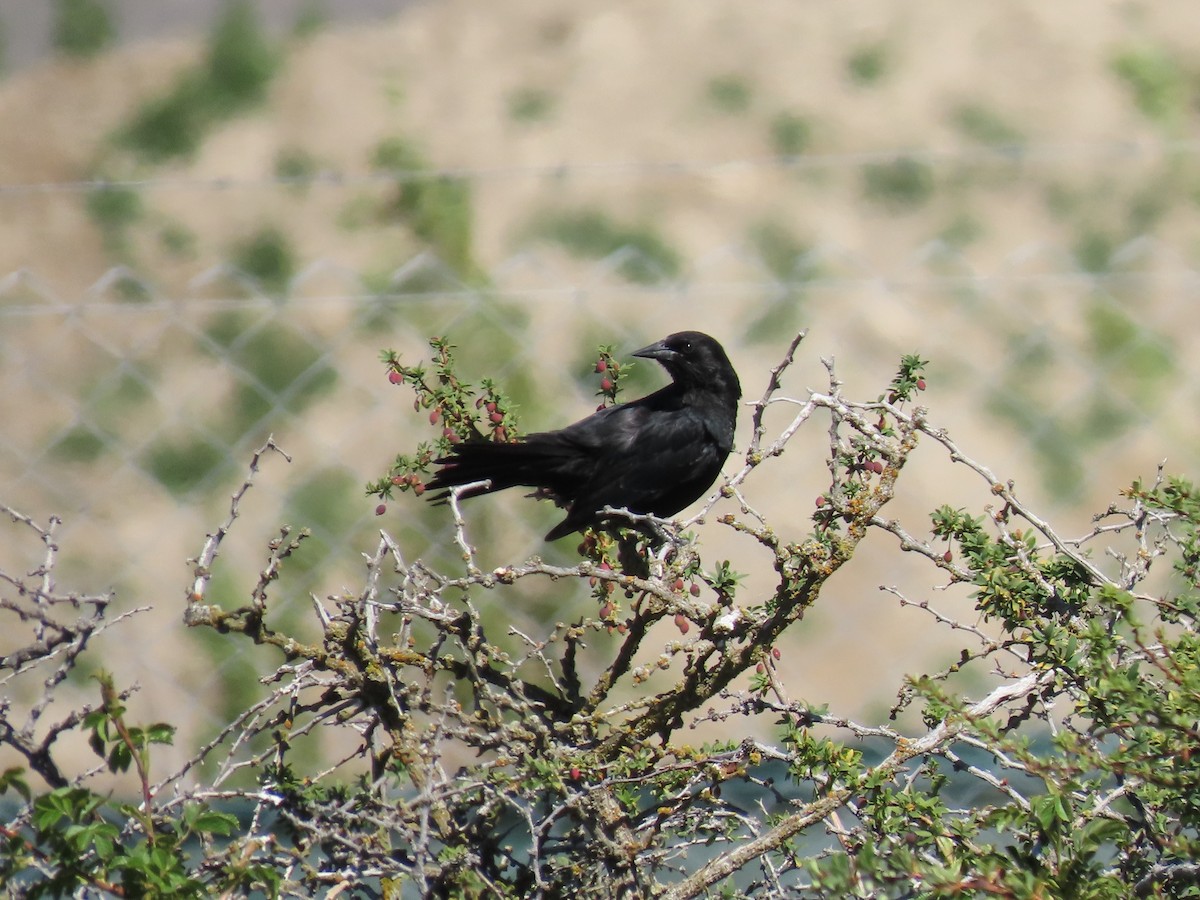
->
left=554, top=402, right=726, bottom=527
left=552, top=388, right=682, bottom=451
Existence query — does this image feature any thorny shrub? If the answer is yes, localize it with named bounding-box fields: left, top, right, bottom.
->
left=3, top=332, right=1200, bottom=897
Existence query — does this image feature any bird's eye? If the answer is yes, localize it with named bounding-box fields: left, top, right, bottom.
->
left=681, top=341, right=692, bottom=352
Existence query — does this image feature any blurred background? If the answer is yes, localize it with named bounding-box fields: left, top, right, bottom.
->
left=3, top=0, right=1200, bottom=774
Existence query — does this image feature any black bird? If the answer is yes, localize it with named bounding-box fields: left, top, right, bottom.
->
left=426, top=331, right=741, bottom=541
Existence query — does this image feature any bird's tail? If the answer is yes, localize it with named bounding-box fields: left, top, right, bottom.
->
left=425, top=438, right=569, bottom=502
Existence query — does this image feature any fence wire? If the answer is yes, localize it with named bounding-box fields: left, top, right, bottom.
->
left=3, top=137, right=1199, bottom=197
left=1, top=240, right=1196, bottom=768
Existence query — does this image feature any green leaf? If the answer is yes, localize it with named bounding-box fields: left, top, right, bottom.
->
left=188, top=808, right=239, bottom=836
left=145, top=723, right=177, bottom=745
left=0, top=767, right=31, bottom=802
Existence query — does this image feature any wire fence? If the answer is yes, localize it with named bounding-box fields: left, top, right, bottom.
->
left=2, top=240, right=1197, bottom=766
left=3, top=137, right=1200, bottom=196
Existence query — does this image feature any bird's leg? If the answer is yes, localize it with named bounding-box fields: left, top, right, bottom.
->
left=615, top=531, right=649, bottom=578
left=653, top=538, right=675, bottom=570
left=527, top=486, right=567, bottom=509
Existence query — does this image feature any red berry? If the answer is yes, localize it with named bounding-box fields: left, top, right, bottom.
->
left=391, top=475, right=405, bottom=485
left=486, top=401, right=497, bottom=413
left=600, top=377, right=613, bottom=392
left=599, top=601, right=613, bottom=618
left=388, top=370, right=403, bottom=385
left=916, top=378, right=926, bottom=391
left=616, top=623, right=627, bottom=634
left=943, top=550, right=953, bottom=563
left=689, top=583, right=701, bottom=597
left=595, top=359, right=608, bottom=373
left=675, top=613, right=690, bottom=634
left=772, top=646, right=781, bottom=660
left=673, top=578, right=685, bottom=592
left=569, top=766, right=582, bottom=781
left=756, top=663, right=765, bottom=674
left=375, top=504, right=387, bottom=516
left=429, top=408, right=441, bottom=425
left=412, top=482, right=426, bottom=496
left=815, top=496, right=827, bottom=507
left=443, top=427, right=460, bottom=443
left=493, top=426, right=508, bottom=442
left=490, top=411, right=504, bottom=424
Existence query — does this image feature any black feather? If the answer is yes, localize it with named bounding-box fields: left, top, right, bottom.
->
left=426, top=331, right=741, bottom=541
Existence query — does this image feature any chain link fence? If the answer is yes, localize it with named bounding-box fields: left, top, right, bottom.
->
left=2, top=239, right=1196, bottom=768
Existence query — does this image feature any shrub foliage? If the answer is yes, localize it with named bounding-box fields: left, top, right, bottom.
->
left=3, top=332, right=1200, bottom=897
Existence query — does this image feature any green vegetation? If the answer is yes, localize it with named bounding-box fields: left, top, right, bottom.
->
left=705, top=73, right=753, bottom=114
left=768, top=111, right=813, bottom=157
left=231, top=226, right=296, bottom=296
left=1111, top=46, right=1190, bottom=127
left=1042, top=167, right=1188, bottom=267
left=202, top=312, right=338, bottom=438
left=986, top=296, right=1176, bottom=500
left=984, top=331, right=1082, bottom=500
left=117, top=74, right=214, bottom=162
left=89, top=368, right=155, bottom=419
left=52, top=0, right=114, bottom=59
left=11, top=332, right=1200, bottom=896
left=50, top=425, right=108, bottom=463
left=743, top=219, right=812, bottom=343
left=158, top=221, right=198, bottom=258
left=143, top=432, right=229, bottom=496
left=1086, top=297, right=1175, bottom=391
left=862, top=156, right=935, bottom=211
left=274, top=146, right=321, bottom=192
left=292, top=0, right=327, bottom=39
left=938, top=211, right=984, bottom=249
left=280, top=467, right=364, bottom=593
left=528, top=208, right=681, bottom=284
left=846, top=41, right=891, bottom=86
left=1074, top=227, right=1115, bottom=274
left=1127, top=171, right=1175, bottom=233
left=949, top=102, right=1024, bottom=146
left=84, top=183, right=143, bottom=256
left=507, top=86, right=556, bottom=123
left=205, top=0, right=279, bottom=112
left=117, top=0, right=279, bottom=162
left=371, top=137, right=477, bottom=277
left=747, top=218, right=808, bottom=279
left=114, top=275, right=153, bottom=303
left=52, top=368, right=155, bottom=463
left=371, top=136, right=423, bottom=175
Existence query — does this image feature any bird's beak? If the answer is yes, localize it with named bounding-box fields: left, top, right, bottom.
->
left=632, top=339, right=677, bottom=362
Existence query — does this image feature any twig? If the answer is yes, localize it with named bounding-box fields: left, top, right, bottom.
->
left=188, top=436, right=291, bottom=604
left=662, top=667, right=1057, bottom=900
left=448, top=481, right=487, bottom=576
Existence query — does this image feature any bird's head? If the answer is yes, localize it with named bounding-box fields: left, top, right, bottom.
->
left=632, top=331, right=741, bottom=398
